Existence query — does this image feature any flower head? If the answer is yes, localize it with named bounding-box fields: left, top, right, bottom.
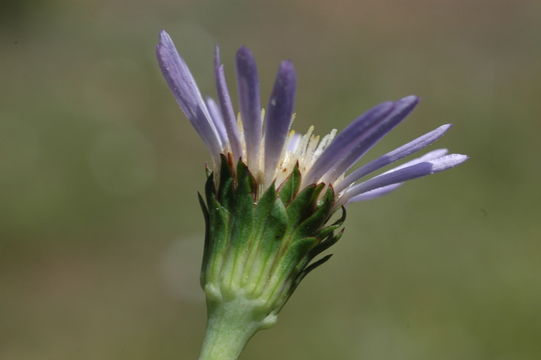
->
left=157, top=31, right=467, bottom=207
left=156, top=30, right=468, bottom=337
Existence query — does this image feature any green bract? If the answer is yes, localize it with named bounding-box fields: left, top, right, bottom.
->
left=199, top=155, right=345, bottom=329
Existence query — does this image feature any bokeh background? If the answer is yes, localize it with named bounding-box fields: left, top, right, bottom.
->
left=1, top=0, right=540, bottom=359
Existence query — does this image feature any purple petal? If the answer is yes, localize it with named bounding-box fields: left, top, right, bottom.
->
left=214, top=47, right=242, bottom=160
left=347, top=183, right=403, bottom=202
left=385, top=148, right=449, bottom=173
left=336, top=124, right=452, bottom=193
left=302, top=101, right=395, bottom=185
left=321, top=95, right=420, bottom=184
left=236, top=46, right=262, bottom=170
left=344, top=153, right=469, bottom=200
left=156, top=31, right=223, bottom=158
left=206, top=97, right=229, bottom=147
left=264, top=61, right=297, bottom=181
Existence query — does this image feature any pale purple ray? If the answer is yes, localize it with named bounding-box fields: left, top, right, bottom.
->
left=264, top=61, right=297, bottom=181
left=335, top=124, right=452, bottom=193
left=385, top=148, right=449, bottom=173
left=338, top=148, right=449, bottom=204
left=321, top=95, right=419, bottom=184
left=302, top=101, right=395, bottom=186
left=214, top=47, right=242, bottom=160
left=156, top=31, right=223, bottom=158
left=343, top=153, right=469, bottom=201
left=236, top=46, right=262, bottom=170
left=206, top=97, right=229, bottom=148
left=337, top=149, right=448, bottom=206
left=348, top=183, right=403, bottom=202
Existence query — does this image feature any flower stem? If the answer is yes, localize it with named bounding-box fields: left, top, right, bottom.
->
left=198, top=297, right=268, bottom=360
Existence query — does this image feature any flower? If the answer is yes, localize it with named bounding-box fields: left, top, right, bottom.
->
left=156, top=30, right=468, bottom=359
left=156, top=31, right=467, bottom=207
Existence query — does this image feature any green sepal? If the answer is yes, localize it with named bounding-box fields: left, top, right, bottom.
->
left=286, top=183, right=324, bottom=228
left=314, top=205, right=346, bottom=239
left=205, top=193, right=231, bottom=287
left=278, top=163, right=301, bottom=205
left=294, top=186, right=335, bottom=238
left=259, top=198, right=288, bottom=253
left=219, top=177, right=234, bottom=209
left=316, top=223, right=341, bottom=240
left=218, top=154, right=233, bottom=187
left=205, top=171, right=216, bottom=203
left=279, top=236, right=319, bottom=274
left=330, top=205, right=347, bottom=226
left=218, top=154, right=235, bottom=206
left=247, top=197, right=289, bottom=295
left=222, top=162, right=256, bottom=294
left=244, top=184, right=287, bottom=288
left=235, top=159, right=256, bottom=199
left=308, top=206, right=346, bottom=260
left=198, top=192, right=211, bottom=287
left=264, top=199, right=289, bottom=243
left=253, top=183, right=278, bottom=236
left=263, top=236, right=319, bottom=302
left=309, top=227, right=344, bottom=260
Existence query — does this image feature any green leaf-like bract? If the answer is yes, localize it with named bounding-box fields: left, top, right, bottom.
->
left=200, top=157, right=346, bottom=316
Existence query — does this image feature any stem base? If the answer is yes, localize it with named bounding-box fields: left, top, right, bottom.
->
left=198, top=296, right=277, bottom=360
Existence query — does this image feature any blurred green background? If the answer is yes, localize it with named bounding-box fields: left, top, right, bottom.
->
left=1, top=0, right=540, bottom=359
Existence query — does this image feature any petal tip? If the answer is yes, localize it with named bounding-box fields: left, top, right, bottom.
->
left=280, top=60, right=295, bottom=71
left=278, top=60, right=297, bottom=83
left=448, top=153, right=470, bottom=168
left=430, top=153, right=469, bottom=172
left=236, top=46, right=258, bottom=75
left=236, top=45, right=254, bottom=60
left=159, top=30, right=172, bottom=44
left=456, top=154, right=470, bottom=163
left=398, top=95, right=420, bottom=108
left=437, top=124, right=453, bottom=134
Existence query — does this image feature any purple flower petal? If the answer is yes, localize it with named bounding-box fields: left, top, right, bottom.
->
left=214, top=47, right=242, bottom=160
left=343, top=153, right=469, bottom=201
left=264, top=61, right=297, bottom=181
left=156, top=31, right=223, bottom=158
left=236, top=46, right=262, bottom=170
left=347, top=183, right=403, bottom=202
left=302, top=101, right=395, bottom=186
left=335, top=124, right=452, bottom=193
left=385, top=148, right=449, bottom=173
left=321, top=95, right=419, bottom=184
left=206, top=97, right=229, bottom=148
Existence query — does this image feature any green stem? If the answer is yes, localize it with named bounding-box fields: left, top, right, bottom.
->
left=198, top=297, right=268, bottom=360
